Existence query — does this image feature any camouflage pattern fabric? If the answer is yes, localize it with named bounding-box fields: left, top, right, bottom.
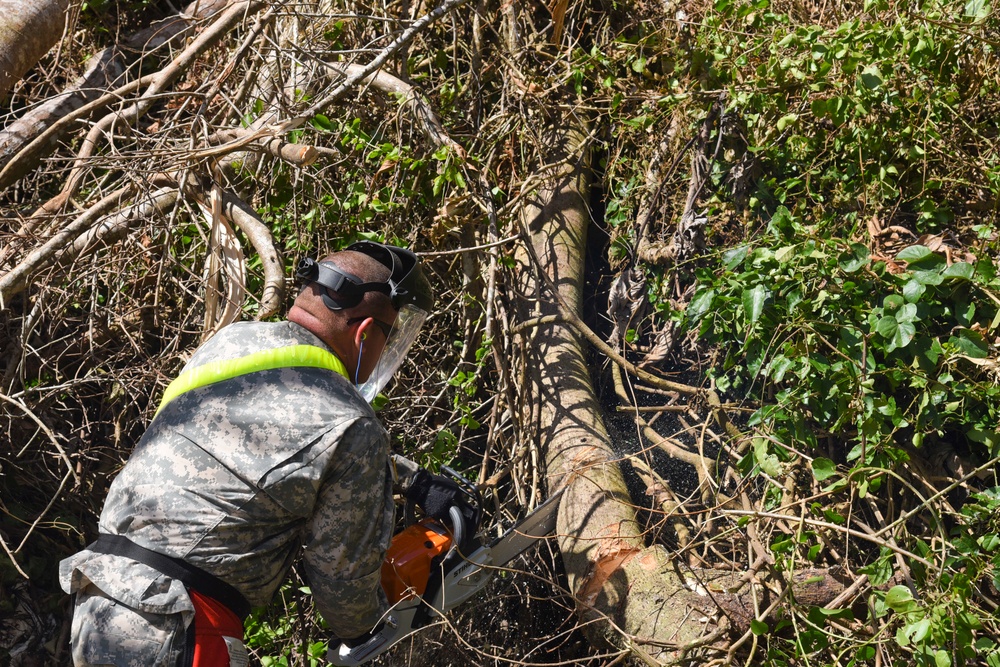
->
left=69, top=584, right=187, bottom=666
left=61, top=320, right=395, bottom=655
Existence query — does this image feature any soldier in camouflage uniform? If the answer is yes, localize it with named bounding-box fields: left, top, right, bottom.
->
left=60, top=241, right=436, bottom=666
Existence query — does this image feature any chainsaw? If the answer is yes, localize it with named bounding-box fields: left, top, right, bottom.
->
left=327, top=466, right=563, bottom=666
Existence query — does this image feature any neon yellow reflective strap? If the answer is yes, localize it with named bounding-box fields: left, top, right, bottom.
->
left=155, top=345, right=350, bottom=415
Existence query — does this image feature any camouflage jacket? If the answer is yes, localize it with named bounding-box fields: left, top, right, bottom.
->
left=60, top=321, right=394, bottom=639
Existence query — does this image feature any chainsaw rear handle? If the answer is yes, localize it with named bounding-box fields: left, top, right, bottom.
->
left=402, top=499, right=467, bottom=544
left=327, top=505, right=478, bottom=666
left=327, top=541, right=498, bottom=666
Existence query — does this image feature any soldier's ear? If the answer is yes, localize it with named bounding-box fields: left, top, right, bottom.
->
left=353, top=317, right=374, bottom=348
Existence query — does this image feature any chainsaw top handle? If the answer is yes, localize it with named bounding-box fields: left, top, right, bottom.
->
left=403, top=465, right=482, bottom=553
left=439, top=464, right=482, bottom=539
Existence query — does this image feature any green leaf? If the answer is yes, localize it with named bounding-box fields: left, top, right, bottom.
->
left=777, top=32, right=798, bottom=47
left=977, top=533, right=1000, bottom=552
left=905, top=617, right=932, bottom=644
left=823, top=477, right=848, bottom=493
left=743, top=284, right=767, bottom=324
left=768, top=205, right=796, bottom=240
left=882, top=294, right=906, bottom=313
left=811, top=457, right=838, bottom=481
left=876, top=316, right=899, bottom=339
left=891, top=321, right=916, bottom=349
left=775, top=245, right=798, bottom=263
left=750, top=619, right=769, bottom=635
left=777, top=113, right=799, bottom=131
left=949, top=328, right=989, bottom=358
left=883, top=294, right=906, bottom=311
left=941, top=262, right=975, bottom=281
left=964, top=0, right=990, bottom=19
left=896, top=303, right=918, bottom=324
left=769, top=355, right=795, bottom=382
left=967, top=429, right=1000, bottom=453
left=787, top=287, right=804, bottom=313
left=859, top=549, right=894, bottom=586
left=813, top=606, right=854, bottom=619
left=902, top=279, right=926, bottom=303
left=875, top=314, right=917, bottom=352
left=860, top=65, right=883, bottom=89
left=896, top=245, right=935, bottom=263
left=898, top=245, right=946, bottom=272
left=687, top=288, right=716, bottom=325
left=912, top=269, right=945, bottom=286
left=753, top=438, right=783, bottom=477
left=309, top=114, right=335, bottom=132
left=723, top=245, right=750, bottom=270
left=839, top=243, right=870, bottom=273
left=884, top=585, right=915, bottom=611
left=935, top=649, right=952, bottom=667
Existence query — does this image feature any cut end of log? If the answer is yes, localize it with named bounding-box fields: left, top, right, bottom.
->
left=575, top=543, right=641, bottom=606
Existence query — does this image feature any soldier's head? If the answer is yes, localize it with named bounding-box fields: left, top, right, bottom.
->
left=289, top=241, right=433, bottom=399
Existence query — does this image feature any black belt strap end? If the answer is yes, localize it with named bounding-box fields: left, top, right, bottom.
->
left=88, top=534, right=252, bottom=620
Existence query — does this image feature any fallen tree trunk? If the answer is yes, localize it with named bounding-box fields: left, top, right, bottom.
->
left=512, top=123, right=723, bottom=663
left=0, top=0, right=232, bottom=186
left=508, top=119, right=859, bottom=664
left=0, top=0, right=70, bottom=101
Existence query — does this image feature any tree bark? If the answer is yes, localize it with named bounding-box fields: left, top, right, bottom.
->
left=0, top=0, right=232, bottom=183
left=514, top=123, right=723, bottom=663
left=0, top=0, right=71, bottom=101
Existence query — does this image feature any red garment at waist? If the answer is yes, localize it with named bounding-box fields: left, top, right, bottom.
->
left=189, top=589, right=246, bottom=666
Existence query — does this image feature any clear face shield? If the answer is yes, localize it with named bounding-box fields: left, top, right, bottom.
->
left=358, top=304, right=428, bottom=402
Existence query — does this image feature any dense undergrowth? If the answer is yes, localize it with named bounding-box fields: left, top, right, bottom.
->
left=623, top=0, right=1000, bottom=664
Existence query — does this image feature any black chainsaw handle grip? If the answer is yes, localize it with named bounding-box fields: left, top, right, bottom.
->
left=400, top=465, right=481, bottom=552
left=402, top=500, right=465, bottom=550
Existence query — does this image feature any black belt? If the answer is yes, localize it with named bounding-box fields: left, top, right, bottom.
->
left=88, top=534, right=251, bottom=620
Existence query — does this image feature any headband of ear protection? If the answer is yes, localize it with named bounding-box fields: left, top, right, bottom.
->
left=295, top=257, right=391, bottom=311
left=295, top=241, right=434, bottom=313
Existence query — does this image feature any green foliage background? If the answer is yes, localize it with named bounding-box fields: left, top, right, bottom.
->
left=615, top=0, right=1000, bottom=664
left=549, top=0, right=1000, bottom=663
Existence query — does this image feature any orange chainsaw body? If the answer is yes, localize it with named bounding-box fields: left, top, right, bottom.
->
left=381, top=518, right=453, bottom=604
